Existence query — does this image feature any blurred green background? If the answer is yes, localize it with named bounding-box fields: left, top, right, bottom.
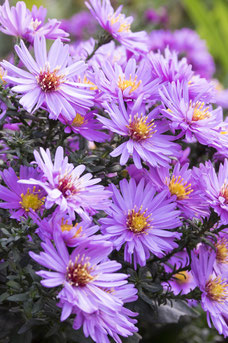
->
left=1, top=0, right=228, bottom=342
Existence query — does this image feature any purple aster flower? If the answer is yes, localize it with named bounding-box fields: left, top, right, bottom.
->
left=60, top=11, right=97, bottom=40
left=194, top=160, right=228, bottom=224
left=85, top=0, right=148, bottom=54
left=213, top=232, right=228, bottom=278
left=143, top=162, right=209, bottom=219
left=0, top=166, right=45, bottom=221
left=1, top=35, right=94, bottom=121
left=59, top=111, right=109, bottom=142
left=160, top=81, right=223, bottom=144
left=149, top=28, right=215, bottom=79
left=31, top=210, right=101, bottom=247
left=95, top=57, right=160, bottom=102
left=148, top=48, right=193, bottom=84
left=28, top=5, right=69, bottom=43
left=0, top=1, right=69, bottom=43
left=98, top=93, right=181, bottom=169
left=67, top=283, right=138, bottom=343
left=30, top=233, right=130, bottom=317
left=19, top=146, right=111, bottom=221
left=191, top=245, right=228, bottom=337
left=100, top=178, right=181, bottom=268
left=145, top=7, right=168, bottom=25
left=163, top=251, right=196, bottom=297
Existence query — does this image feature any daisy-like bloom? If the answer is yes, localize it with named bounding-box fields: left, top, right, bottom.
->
left=95, top=57, right=160, bottom=102
left=1, top=35, right=94, bottom=121
left=191, top=245, right=228, bottom=337
left=100, top=178, right=181, bottom=268
left=58, top=111, right=109, bottom=143
left=160, top=81, right=223, bottom=143
left=213, top=232, right=228, bottom=278
left=148, top=48, right=193, bottom=84
left=0, top=166, right=45, bottom=221
left=143, top=163, right=209, bottom=219
left=98, top=93, right=181, bottom=169
left=149, top=28, right=215, bottom=79
left=163, top=251, right=196, bottom=298
left=30, top=233, right=130, bottom=317
left=195, top=159, right=228, bottom=224
left=31, top=210, right=101, bottom=247
left=68, top=284, right=138, bottom=343
left=85, top=0, right=148, bottom=54
left=19, top=146, right=111, bottom=221
left=0, top=1, right=69, bottom=43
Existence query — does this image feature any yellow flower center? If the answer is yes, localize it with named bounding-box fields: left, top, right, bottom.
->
left=126, top=206, right=151, bottom=233
left=216, top=238, right=228, bottom=264
left=206, top=276, right=228, bottom=302
left=0, top=67, right=6, bottom=84
left=80, top=76, right=98, bottom=91
left=127, top=114, right=156, bottom=141
left=72, top=113, right=85, bottom=127
left=167, top=175, right=193, bottom=200
left=20, top=187, right=45, bottom=212
left=190, top=101, right=211, bottom=121
left=109, top=13, right=131, bottom=32
left=118, top=75, right=141, bottom=94
left=37, top=64, right=64, bottom=92
left=61, top=219, right=83, bottom=238
left=220, top=183, right=228, bottom=203
left=30, top=18, right=42, bottom=31
left=66, top=255, right=95, bottom=287
left=174, top=271, right=190, bottom=284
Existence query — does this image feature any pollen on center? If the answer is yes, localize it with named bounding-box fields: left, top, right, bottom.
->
left=167, top=175, right=193, bottom=200
left=118, top=74, right=141, bottom=94
left=126, top=205, right=151, bottom=233
left=127, top=113, right=156, bottom=141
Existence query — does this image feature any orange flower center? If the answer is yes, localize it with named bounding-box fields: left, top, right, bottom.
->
left=174, top=271, right=190, bottom=284
left=72, top=113, right=85, bottom=127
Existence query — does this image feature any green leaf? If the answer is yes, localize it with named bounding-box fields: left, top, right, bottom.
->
left=7, top=293, right=28, bottom=302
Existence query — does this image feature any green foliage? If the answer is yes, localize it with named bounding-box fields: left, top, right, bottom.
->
left=183, top=0, right=228, bottom=83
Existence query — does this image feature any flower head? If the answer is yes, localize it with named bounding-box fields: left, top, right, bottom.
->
left=144, top=163, right=209, bottom=219
left=98, top=93, right=180, bottom=169
left=85, top=0, right=148, bottom=54
left=0, top=166, right=45, bottom=221
left=29, top=233, right=131, bottom=317
left=1, top=36, right=94, bottom=121
left=100, top=178, right=181, bottom=268
left=0, top=0, right=69, bottom=42
left=96, top=57, right=160, bottom=102
left=195, top=159, right=228, bottom=224
left=160, top=81, right=222, bottom=144
left=19, top=146, right=111, bottom=221
left=59, top=111, right=108, bottom=142
left=191, top=245, right=228, bottom=337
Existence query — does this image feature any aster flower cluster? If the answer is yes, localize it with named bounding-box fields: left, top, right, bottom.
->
left=0, top=0, right=228, bottom=342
